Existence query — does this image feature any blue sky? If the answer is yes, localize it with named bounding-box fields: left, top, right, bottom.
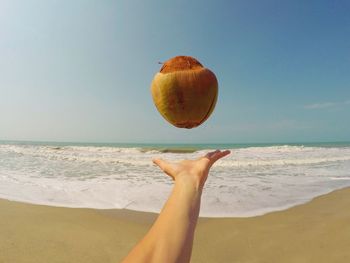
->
left=0, top=0, right=349, bottom=143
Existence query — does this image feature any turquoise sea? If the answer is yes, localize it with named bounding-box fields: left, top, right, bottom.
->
left=2, top=140, right=350, bottom=152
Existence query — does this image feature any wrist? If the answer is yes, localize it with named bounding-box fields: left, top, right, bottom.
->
left=175, top=173, right=204, bottom=193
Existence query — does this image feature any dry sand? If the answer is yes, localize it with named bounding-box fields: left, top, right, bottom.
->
left=1, top=188, right=350, bottom=263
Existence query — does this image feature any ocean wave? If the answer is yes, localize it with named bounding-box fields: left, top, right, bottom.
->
left=1, top=144, right=350, bottom=167
left=220, top=156, right=350, bottom=167
left=141, top=147, right=198, bottom=154
left=1, top=143, right=350, bottom=217
left=0, top=144, right=143, bottom=154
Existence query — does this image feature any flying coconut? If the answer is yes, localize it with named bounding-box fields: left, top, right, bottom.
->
left=150, top=56, right=218, bottom=129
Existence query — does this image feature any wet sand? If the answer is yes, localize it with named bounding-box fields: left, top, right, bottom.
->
left=1, top=187, right=350, bottom=263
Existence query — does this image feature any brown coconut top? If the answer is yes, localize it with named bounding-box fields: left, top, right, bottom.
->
left=160, top=56, right=204, bottom=73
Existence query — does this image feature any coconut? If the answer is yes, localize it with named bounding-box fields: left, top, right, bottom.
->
left=151, top=56, right=218, bottom=129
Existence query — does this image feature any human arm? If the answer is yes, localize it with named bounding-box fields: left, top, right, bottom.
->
left=121, top=150, right=230, bottom=263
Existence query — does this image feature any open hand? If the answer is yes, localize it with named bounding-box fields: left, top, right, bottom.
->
left=153, top=150, right=230, bottom=189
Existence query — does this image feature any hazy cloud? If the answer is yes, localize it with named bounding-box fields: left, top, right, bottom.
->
left=304, top=102, right=335, bottom=109
left=304, top=100, right=350, bottom=110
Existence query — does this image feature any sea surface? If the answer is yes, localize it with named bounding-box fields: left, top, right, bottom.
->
left=1, top=140, right=350, bottom=217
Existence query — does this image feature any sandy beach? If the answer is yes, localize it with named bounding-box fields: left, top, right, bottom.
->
left=0, top=188, right=349, bottom=263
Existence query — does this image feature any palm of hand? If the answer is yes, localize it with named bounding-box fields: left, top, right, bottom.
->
left=153, top=150, right=230, bottom=187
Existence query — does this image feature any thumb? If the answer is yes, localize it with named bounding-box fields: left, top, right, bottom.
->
left=152, top=158, right=174, bottom=179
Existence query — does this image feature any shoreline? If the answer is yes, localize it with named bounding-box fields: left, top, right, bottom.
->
left=1, top=187, right=350, bottom=262
left=0, top=185, right=347, bottom=218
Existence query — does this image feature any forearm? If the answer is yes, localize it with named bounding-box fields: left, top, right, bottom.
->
left=121, top=177, right=203, bottom=263
left=151, top=178, right=202, bottom=262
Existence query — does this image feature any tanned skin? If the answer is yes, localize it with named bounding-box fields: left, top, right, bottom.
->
left=121, top=150, right=231, bottom=263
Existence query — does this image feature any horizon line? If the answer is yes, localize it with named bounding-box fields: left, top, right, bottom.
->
left=1, top=139, right=350, bottom=146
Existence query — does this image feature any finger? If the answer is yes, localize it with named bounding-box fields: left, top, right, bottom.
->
left=152, top=158, right=175, bottom=178
left=153, top=158, right=168, bottom=172
left=210, top=150, right=231, bottom=163
left=204, top=149, right=220, bottom=159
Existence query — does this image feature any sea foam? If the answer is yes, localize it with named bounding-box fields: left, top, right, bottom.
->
left=0, top=143, right=350, bottom=217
